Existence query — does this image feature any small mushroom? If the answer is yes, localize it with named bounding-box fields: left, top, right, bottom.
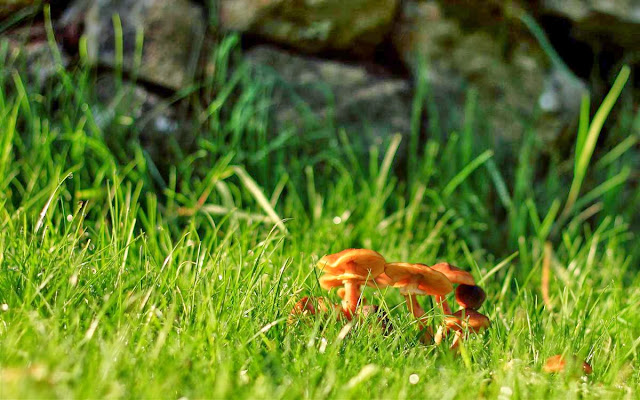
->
left=455, top=284, right=486, bottom=310
left=445, top=308, right=491, bottom=332
left=369, top=272, right=393, bottom=289
left=430, top=263, right=477, bottom=314
left=359, top=304, right=393, bottom=335
left=319, top=274, right=367, bottom=313
left=384, top=262, right=453, bottom=326
left=316, top=249, right=386, bottom=314
left=287, top=296, right=329, bottom=325
left=543, top=355, right=593, bottom=375
left=438, top=308, right=490, bottom=348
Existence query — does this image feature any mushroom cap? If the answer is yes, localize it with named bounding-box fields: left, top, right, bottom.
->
left=366, top=272, right=394, bottom=289
left=430, top=262, right=475, bottom=286
left=288, top=296, right=328, bottom=324
left=445, top=308, right=490, bottom=332
left=320, top=272, right=389, bottom=300
left=543, top=355, right=593, bottom=374
left=288, top=296, right=347, bottom=325
left=317, top=249, right=386, bottom=281
left=290, top=296, right=329, bottom=316
left=384, top=262, right=453, bottom=296
left=455, top=284, right=486, bottom=309
left=319, top=274, right=347, bottom=290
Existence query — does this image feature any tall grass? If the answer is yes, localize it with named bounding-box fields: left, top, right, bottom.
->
left=0, top=28, right=638, bottom=398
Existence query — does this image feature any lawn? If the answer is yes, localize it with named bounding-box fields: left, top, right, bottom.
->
left=0, top=35, right=639, bottom=399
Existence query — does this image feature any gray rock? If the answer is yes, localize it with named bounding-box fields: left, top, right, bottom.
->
left=83, top=0, right=206, bottom=90
left=542, top=0, right=640, bottom=49
left=3, top=23, right=70, bottom=88
left=244, top=46, right=415, bottom=149
left=93, top=75, right=185, bottom=164
left=219, top=0, right=399, bottom=55
left=393, top=0, right=587, bottom=144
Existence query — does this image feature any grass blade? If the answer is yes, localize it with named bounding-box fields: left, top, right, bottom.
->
left=376, top=134, right=402, bottom=192
left=443, top=150, right=493, bottom=197
left=233, top=166, right=288, bottom=233
left=595, top=135, right=638, bottom=170
left=561, top=66, right=630, bottom=220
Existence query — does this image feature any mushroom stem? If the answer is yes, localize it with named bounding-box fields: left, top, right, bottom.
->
left=435, top=295, right=452, bottom=315
left=404, top=294, right=426, bottom=320
left=342, top=281, right=362, bottom=313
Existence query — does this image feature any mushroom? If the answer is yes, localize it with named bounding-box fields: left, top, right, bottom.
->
left=287, top=296, right=329, bottom=325
left=455, top=284, right=486, bottom=310
left=321, top=273, right=391, bottom=302
left=360, top=304, right=392, bottom=335
left=369, top=272, right=394, bottom=289
left=543, top=355, right=593, bottom=375
left=316, top=249, right=386, bottom=314
left=319, top=274, right=367, bottom=314
left=438, top=308, right=490, bottom=348
left=430, top=263, right=478, bottom=314
left=384, top=262, right=453, bottom=325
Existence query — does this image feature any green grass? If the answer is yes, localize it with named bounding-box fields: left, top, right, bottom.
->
left=0, top=32, right=639, bottom=399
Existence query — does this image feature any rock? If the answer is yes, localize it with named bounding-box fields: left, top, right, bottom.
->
left=393, top=0, right=586, bottom=143
left=538, top=67, right=587, bottom=131
left=0, top=0, right=37, bottom=18
left=219, top=0, right=399, bottom=55
left=244, top=45, right=417, bottom=150
left=3, top=23, right=70, bottom=88
left=542, top=0, right=640, bottom=49
left=83, top=0, right=206, bottom=90
left=93, top=75, right=185, bottom=165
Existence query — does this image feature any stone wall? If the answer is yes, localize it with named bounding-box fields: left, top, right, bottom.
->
left=1, top=0, right=638, bottom=153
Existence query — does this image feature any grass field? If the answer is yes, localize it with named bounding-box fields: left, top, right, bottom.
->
left=0, top=34, right=639, bottom=399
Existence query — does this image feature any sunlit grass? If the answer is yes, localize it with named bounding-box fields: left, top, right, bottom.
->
left=0, top=33, right=638, bottom=398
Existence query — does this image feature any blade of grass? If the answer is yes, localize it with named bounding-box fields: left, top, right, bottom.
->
left=572, top=166, right=631, bottom=212
left=477, top=251, right=519, bottom=285
left=484, top=157, right=513, bottom=211
left=595, top=135, right=638, bottom=170
left=233, top=166, right=288, bottom=233
left=376, top=134, right=402, bottom=193
left=575, top=95, right=590, bottom=164
left=35, top=172, right=73, bottom=234
left=560, top=66, right=630, bottom=221
left=443, top=150, right=493, bottom=197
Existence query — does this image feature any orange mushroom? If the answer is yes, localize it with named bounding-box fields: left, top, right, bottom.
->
left=360, top=304, right=393, bottom=335
left=445, top=308, right=490, bottom=332
left=384, top=262, right=453, bottom=324
left=543, top=355, right=593, bottom=374
left=438, top=308, right=490, bottom=348
left=287, top=296, right=329, bottom=325
left=319, top=274, right=368, bottom=313
left=316, top=249, right=386, bottom=314
left=320, top=272, right=391, bottom=300
left=430, top=263, right=476, bottom=314
left=455, top=284, right=486, bottom=310
left=369, top=272, right=393, bottom=289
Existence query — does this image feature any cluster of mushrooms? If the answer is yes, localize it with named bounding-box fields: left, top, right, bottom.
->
left=289, top=249, right=490, bottom=348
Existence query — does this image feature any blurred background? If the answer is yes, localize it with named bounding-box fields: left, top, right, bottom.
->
left=1, top=0, right=638, bottom=255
